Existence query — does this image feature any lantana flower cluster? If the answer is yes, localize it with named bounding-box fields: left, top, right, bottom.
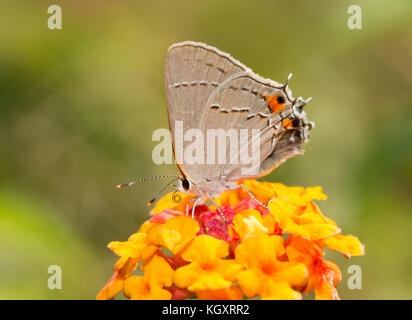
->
left=97, top=180, right=364, bottom=300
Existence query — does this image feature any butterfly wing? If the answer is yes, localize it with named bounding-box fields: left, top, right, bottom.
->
left=164, top=41, right=313, bottom=187
left=256, top=124, right=312, bottom=179
left=164, top=41, right=250, bottom=182
left=197, top=72, right=312, bottom=183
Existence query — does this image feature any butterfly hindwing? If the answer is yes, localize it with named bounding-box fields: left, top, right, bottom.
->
left=197, top=72, right=297, bottom=182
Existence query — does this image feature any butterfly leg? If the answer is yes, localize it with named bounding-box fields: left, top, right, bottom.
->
left=207, top=193, right=227, bottom=224
left=229, top=184, right=268, bottom=209
left=186, top=196, right=197, bottom=216
left=191, top=196, right=203, bottom=219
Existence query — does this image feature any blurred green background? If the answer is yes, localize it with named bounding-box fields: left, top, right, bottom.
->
left=0, top=0, right=411, bottom=299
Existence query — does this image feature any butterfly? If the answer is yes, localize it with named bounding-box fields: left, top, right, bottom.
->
left=120, top=41, right=314, bottom=222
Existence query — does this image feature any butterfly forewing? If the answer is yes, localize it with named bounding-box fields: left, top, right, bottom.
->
left=164, top=41, right=249, bottom=182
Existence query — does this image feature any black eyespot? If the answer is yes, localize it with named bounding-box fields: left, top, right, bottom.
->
left=292, top=118, right=300, bottom=127
left=181, top=177, right=190, bottom=191
left=277, top=95, right=285, bottom=104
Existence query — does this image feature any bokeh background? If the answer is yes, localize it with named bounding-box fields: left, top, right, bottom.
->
left=1, top=0, right=411, bottom=299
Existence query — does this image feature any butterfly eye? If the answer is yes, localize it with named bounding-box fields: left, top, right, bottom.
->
left=180, top=177, right=190, bottom=191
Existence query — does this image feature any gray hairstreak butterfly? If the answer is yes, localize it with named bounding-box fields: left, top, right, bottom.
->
left=118, top=41, right=314, bottom=222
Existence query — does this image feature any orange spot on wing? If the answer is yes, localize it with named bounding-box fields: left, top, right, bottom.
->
left=265, top=94, right=285, bottom=113
left=282, top=119, right=294, bottom=129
